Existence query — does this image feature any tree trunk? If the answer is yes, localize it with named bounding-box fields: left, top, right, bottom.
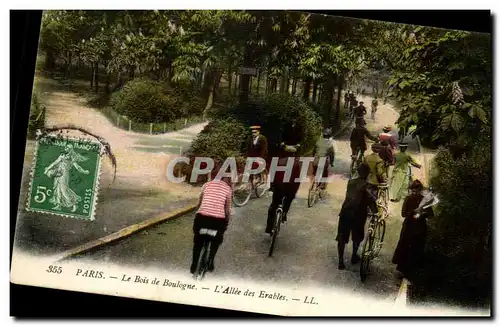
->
left=233, top=74, right=239, bottom=96
left=94, top=62, right=99, bottom=93
left=312, top=81, right=319, bottom=103
left=213, top=69, right=222, bottom=100
left=292, top=79, right=297, bottom=95
left=228, top=67, right=233, bottom=95
left=270, top=79, right=278, bottom=93
left=103, top=61, right=110, bottom=94
left=334, top=75, right=344, bottom=127
left=256, top=71, right=261, bottom=95
left=202, top=68, right=218, bottom=120
left=90, top=64, right=94, bottom=90
left=321, top=76, right=335, bottom=125
left=45, top=50, right=56, bottom=71
left=303, top=77, right=312, bottom=100
left=239, top=45, right=253, bottom=104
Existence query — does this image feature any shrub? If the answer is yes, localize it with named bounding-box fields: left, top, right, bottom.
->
left=27, top=86, right=45, bottom=140
left=180, top=117, right=248, bottom=184
left=413, top=140, right=492, bottom=307
left=217, top=93, right=323, bottom=156
left=109, top=78, right=203, bottom=123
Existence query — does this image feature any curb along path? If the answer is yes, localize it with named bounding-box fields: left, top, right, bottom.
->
left=56, top=200, right=199, bottom=262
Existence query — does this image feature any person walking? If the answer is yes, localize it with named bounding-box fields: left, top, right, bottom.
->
left=389, top=143, right=422, bottom=202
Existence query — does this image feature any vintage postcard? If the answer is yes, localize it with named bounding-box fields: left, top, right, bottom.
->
left=10, top=10, right=491, bottom=316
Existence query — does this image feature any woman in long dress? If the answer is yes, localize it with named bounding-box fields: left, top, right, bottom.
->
left=392, top=180, right=434, bottom=280
left=389, top=143, right=421, bottom=202
left=44, top=144, right=89, bottom=212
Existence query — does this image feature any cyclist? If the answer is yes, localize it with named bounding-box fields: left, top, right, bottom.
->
left=247, top=125, right=269, bottom=180
left=354, top=101, right=367, bottom=119
left=364, top=143, right=388, bottom=213
left=350, top=119, right=378, bottom=160
left=265, top=144, right=301, bottom=234
left=281, top=118, right=303, bottom=150
left=379, top=125, right=397, bottom=150
left=378, top=139, right=395, bottom=179
left=371, top=97, right=379, bottom=120
left=379, top=125, right=397, bottom=179
left=190, top=171, right=234, bottom=274
left=312, top=128, right=336, bottom=190
left=336, top=163, right=371, bottom=270
left=269, top=119, right=302, bottom=192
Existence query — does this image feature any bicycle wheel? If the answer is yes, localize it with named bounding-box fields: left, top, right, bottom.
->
left=196, top=240, right=210, bottom=279
left=233, top=175, right=252, bottom=207
left=307, top=181, right=318, bottom=208
left=253, top=172, right=267, bottom=198
left=373, top=218, right=386, bottom=257
left=350, top=158, right=357, bottom=179
left=360, top=230, right=375, bottom=282
left=268, top=209, right=282, bottom=257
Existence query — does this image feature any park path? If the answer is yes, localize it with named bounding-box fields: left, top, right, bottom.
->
left=38, top=76, right=207, bottom=195
left=72, top=93, right=425, bottom=304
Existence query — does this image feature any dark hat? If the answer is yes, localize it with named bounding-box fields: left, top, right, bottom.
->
left=399, top=143, right=409, bottom=148
left=409, top=179, right=424, bottom=190
left=249, top=125, right=261, bottom=130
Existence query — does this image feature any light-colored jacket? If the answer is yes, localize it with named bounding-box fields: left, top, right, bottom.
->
left=313, top=137, right=336, bottom=166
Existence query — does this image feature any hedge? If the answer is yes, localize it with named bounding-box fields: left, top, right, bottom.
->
left=411, top=139, right=492, bottom=308
left=109, top=78, right=203, bottom=123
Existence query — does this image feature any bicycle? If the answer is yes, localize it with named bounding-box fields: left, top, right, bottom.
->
left=308, top=164, right=329, bottom=208
left=269, top=196, right=287, bottom=257
left=350, top=149, right=364, bottom=179
left=232, top=170, right=268, bottom=207
left=193, top=228, right=218, bottom=280
left=360, top=183, right=389, bottom=282
left=371, top=107, right=377, bottom=121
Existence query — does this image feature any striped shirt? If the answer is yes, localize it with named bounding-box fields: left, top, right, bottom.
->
left=197, top=180, right=233, bottom=219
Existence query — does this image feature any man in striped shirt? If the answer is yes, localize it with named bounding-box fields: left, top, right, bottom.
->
left=190, top=174, right=233, bottom=274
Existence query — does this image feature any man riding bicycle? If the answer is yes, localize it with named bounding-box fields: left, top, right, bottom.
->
left=312, top=128, right=336, bottom=190
left=247, top=125, right=269, bottom=180
left=350, top=119, right=378, bottom=159
left=266, top=144, right=301, bottom=234
left=190, top=171, right=234, bottom=274
left=364, top=143, right=388, bottom=213
left=354, top=101, right=367, bottom=119
left=269, top=119, right=303, bottom=192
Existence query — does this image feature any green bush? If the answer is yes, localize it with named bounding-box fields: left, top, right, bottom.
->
left=109, top=78, right=203, bottom=123
left=179, top=117, right=248, bottom=184
left=217, top=93, right=323, bottom=156
left=413, top=140, right=492, bottom=307
left=27, top=86, right=45, bottom=140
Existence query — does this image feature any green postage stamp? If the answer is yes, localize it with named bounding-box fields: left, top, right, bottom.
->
left=26, top=136, right=103, bottom=221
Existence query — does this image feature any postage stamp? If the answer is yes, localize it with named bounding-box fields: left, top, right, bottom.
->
left=26, top=136, right=103, bottom=221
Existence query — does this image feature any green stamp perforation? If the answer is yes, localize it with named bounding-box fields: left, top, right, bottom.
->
left=26, top=136, right=103, bottom=221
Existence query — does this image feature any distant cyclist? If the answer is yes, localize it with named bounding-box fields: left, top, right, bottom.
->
left=350, top=119, right=378, bottom=160
left=190, top=171, right=233, bottom=274
left=354, top=101, right=367, bottom=119
left=312, top=128, right=336, bottom=190
left=371, top=97, right=379, bottom=120
left=247, top=125, right=269, bottom=179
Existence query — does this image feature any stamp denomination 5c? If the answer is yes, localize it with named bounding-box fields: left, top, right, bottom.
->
left=26, top=136, right=103, bottom=220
